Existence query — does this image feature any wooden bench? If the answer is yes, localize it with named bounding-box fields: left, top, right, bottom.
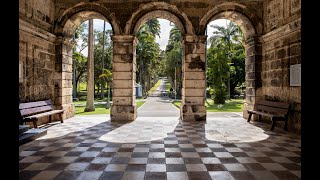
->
left=19, top=100, right=64, bottom=128
left=246, top=100, right=290, bottom=131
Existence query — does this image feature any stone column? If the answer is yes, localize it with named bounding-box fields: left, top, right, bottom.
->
left=243, top=36, right=263, bottom=119
left=181, top=35, right=207, bottom=121
left=54, top=36, right=75, bottom=120
left=111, top=35, right=137, bottom=121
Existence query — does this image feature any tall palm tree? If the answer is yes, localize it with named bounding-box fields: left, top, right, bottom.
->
left=146, top=19, right=160, bottom=38
left=85, top=19, right=95, bottom=112
left=99, top=69, right=112, bottom=109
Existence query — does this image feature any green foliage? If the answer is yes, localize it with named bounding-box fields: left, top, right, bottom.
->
left=206, top=21, right=245, bottom=104
left=164, top=26, right=182, bottom=96
left=136, top=19, right=162, bottom=96
left=172, top=99, right=244, bottom=112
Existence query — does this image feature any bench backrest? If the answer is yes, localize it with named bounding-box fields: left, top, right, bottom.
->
left=19, top=100, right=53, bottom=117
left=255, top=100, right=290, bottom=116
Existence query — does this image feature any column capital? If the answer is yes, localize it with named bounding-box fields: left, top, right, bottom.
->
left=245, top=35, right=262, bottom=46
left=112, top=35, right=138, bottom=44
left=183, top=34, right=207, bottom=43
left=54, top=36, right=74, bottom=47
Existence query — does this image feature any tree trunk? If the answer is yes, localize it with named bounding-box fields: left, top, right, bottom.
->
left=85, top=19, right=95, bottom=112
left=101, top=21, right=106, bottom=99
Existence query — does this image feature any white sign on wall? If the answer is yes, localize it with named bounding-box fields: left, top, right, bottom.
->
left=19, top=62, right=23, bottom=82
left=290, top=64, right=301, bottom=86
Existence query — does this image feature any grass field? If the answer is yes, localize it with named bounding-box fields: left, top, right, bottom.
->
left=147, top=80, right=161, bottom=95
left=74, top=100, right=146, bottom=115
left=172, top=98, right=245, bottom=112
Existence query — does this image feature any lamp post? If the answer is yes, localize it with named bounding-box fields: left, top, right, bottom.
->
left=174, top=66, right=177, bottom=100
left=228, top=62, right=234, bottom=100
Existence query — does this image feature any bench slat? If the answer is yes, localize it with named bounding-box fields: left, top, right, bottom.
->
left=258, top=100, right=290, bottom=109
left=246, top=100, right=290, bottom=131
left=247, top=110, right=285, bottom=118
left=256, top=105, right=288, bottom=115
left=20, top=106, right=53, bottom=116
left=19, top=100, right=52, bottom=110
left=24, top=110, right=64, bottom=119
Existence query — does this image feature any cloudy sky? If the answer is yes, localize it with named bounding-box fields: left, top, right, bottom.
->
left=80, top=18, right=229, bottom=56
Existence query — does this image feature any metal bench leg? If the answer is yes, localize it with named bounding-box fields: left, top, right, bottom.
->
left=270, top=117, right=276, bottom=131
left=59, top=113, right=64, bottom=123
left=247, top=113, right=253, bottom=122
left=49, top=115, right=52, bottom=123
left=284, top=119, right=288, bottom=131
left=258, top=115, right=261, bottom=122
left=33, top=120, right=38, bottom=128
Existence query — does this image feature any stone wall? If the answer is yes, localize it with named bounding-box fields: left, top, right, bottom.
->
left=261, top=0, right=301, bottom=133
left=19, top=0, right=67, bottom=125
left=19, top=0, right=301, bottom=133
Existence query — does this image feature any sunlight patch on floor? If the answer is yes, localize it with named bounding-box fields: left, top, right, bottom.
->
left=205, top=118, right=269, bottom=143
left=38, top=115, right=108, bottom=140
left=99, top=117, right=179, bottom=143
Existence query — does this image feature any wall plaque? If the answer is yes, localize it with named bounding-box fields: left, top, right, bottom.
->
left=290, top=64, right=301, bottom=86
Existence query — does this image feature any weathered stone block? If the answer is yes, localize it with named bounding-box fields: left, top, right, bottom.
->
left=184, top=97, right=204, bottom=104
left=184, top=71, right=205, bottom=80
left=185, top=89, right=205, bottom=97
left=113, top=54, right=134, bottom=63
left=183, top=62, right=205, bottom=72
left=62, top=79, right=72, bottom=88
left=113, top=89, right=134, bottom=97
left=112, top=80, right=134, bottom=88
left=111, top=105, right=137, bottom=121
left=62, top=64, right=72, bottom=72
left=113, top=72, right=133, bottom=80
left=113, top=62, right=134, bottom=71
left=113, top=43, right=134, bottom=55
left=112, top=97, right=133, bottom=105
left=184, top=80, right=205, bottom=88
left=185, top=53, right=205, bottom=63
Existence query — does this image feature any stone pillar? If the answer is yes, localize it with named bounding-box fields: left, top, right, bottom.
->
left=111, top=35, right=137, bottom=121
left=181, top=35, right=207, bottom=121
left=54, top=36, right=75, bottom=120
left=243, top=36, right=262, bottom=119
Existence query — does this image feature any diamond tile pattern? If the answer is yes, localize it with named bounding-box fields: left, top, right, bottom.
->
left=19, top=117, right=300, bottom=180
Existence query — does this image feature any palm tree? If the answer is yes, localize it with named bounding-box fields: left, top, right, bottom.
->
left=146, top=19, right=161, bottom=38
left=99, top=69, right=112, bottom=109
left=84, top=19, right=95, bottom=112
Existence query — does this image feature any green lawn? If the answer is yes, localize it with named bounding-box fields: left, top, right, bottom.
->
left=74, top=100, right=146, bottom=115
left=147, top=79, right=161, bottom=95
left=172, top=99, right=245, bottom=112
left=165, top=81, right=171, bottom=93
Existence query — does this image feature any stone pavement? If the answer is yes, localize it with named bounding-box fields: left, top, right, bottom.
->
left=19, top=115, right=300, bottom=179
left=137, top=79, right=180, bottom=118
left=19, top=81, right=300, bottom=180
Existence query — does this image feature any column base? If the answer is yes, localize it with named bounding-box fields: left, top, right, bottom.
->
left=50, top=103, right=75, bottom=123
left=111, top=105, right=137, bottom=121
left=180, top=104, right=206, bottom=121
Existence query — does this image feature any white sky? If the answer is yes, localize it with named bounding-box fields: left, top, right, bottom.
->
left=80, top=18, right=229, bottom=56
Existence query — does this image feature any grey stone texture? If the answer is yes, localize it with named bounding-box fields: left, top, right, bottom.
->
left=19, top=0, right=300, bottom=133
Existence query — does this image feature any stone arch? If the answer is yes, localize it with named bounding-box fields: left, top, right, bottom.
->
left=54, top=2, right=121, bottom=38
left=199, top=2, right=262, bottom=40
left=132, top=10, right=186, bottom=35
left=125, top=2, right=194, bottom=35
left=199, top=2, right=263, bottom=120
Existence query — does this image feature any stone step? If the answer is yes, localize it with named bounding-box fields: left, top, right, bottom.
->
left=19, top=125, right=30, bottom=135
left=19, top=128, right=47, bottom=146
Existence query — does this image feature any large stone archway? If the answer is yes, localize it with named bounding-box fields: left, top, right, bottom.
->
left=53, top=3, right=121, bottom=119
left=19, top=0, right=301, bottom=132
left=113, top=2, right=209, bottom=121
left=199, top=2, right=263, bottom=120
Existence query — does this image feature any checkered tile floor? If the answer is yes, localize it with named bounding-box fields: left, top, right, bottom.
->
left=19, top=115, right=301, bottom=180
